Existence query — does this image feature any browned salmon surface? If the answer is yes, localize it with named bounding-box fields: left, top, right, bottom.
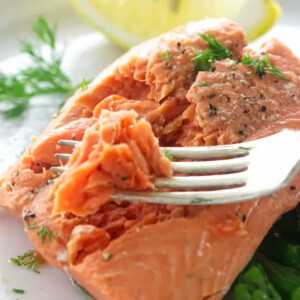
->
left=1, top=19, right=300, bottom=300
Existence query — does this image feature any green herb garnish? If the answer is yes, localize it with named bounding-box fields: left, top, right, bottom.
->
left=191, top=198, right=213, bottom=204
left=196, top=82, right=210, bottom=87
left=27, top=223, right=39, bottom=229
left=165, top=150, right=174, bottom=162
left=80, top=78, right=88, bottom=91
left=161, top=50, right=174, bottom=60
left=37, top=225, right=54, bottom=243
left=191, top=33, right=233, bottom=71
left=241, top=53, right=286, bottom=79
left=10, top=252, right=39, bottom=273
left=0, top=17, right=75, bottom=118
left=238, top=146, right=251, bottom=151
left=12, top=288, right=25, bottom=294
left=102, top=252, right=112, bottom=261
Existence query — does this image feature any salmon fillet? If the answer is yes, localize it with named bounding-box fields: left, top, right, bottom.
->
left=1, top=18, right=300, bottom=300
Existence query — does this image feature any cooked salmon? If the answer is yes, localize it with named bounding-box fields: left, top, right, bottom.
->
left=1, top=18, right=300, bottom=300
left=52, top=109, right=171, bottom=216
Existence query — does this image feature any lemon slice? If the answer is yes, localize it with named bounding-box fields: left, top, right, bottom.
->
left=70, top=0, right=281, bottom=49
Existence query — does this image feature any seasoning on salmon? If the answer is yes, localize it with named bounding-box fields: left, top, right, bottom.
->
left=52, top=110, right=171, bottom=216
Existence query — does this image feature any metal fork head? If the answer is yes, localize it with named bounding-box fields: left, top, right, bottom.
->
left=51, top=129, right=300, bottom=205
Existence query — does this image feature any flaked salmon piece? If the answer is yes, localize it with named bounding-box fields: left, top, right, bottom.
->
left=52, top=110, right=171, bottom=216
left=1, top=18, right=300, bottom=300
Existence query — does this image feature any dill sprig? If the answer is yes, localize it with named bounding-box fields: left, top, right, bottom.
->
left=0, top=17, right=75, bottom=118
left=241, top=53, right=286, bottom=79
left=10, top=252, right=39, bottom=273
left=37, top=225, right=54, bottom=243
left=80, top=78, right=88, bottom=91
left=196, top=82, right=210, bottom=87
left=161, top=50, right=174, bottom=60
left=12, top=288, right=25, bottom=294
left=191, top=33, right=233, bottom=71
left=164, top=150, right=174, bottom=161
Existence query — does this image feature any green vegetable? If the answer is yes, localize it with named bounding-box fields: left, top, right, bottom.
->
left=191, top=33, right=233, bottom=71
left=257, top=253, right=300, bottom=299
left=37, top=225, right=54, bottom=243
left=241, top=54, right=286, bottom=79
left=273, top=204, right=300, bottom=243
left=259, top=229, right=300, bottom=270
left=0, top=17, right=75, bottom=118
left=231, top=262, right=281, bottom=300
left=12, top=288, right=25, bottom=294
left=292, top=288, right=300, bottom=300
left=10, top=252, right=39, bottom=273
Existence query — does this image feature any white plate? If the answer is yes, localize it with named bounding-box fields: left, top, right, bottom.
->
left=0, top=1, right=300, bottom=298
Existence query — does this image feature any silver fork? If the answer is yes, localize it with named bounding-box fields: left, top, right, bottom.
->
left=50, top=129, right=300, bottom=205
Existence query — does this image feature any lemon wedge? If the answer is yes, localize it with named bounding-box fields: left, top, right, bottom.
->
left=70, top=0, right=281, bottom=49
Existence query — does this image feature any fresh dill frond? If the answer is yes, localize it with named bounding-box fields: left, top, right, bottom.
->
left=80, top=78, right=88, bottom=91
left=37, top=225, right=54, bottom=243
left=191, top=33, right=233, bottom=71
left=161, top=50, right=174, bottom=60
left=241, top=53, right=286, bottom=79
left=0, top=17, right=74, bottom=118
left=10, top=252, right=39, bottom=273
left=32, top=17, right=56, bottom=49
left=191, top=198, right=212, bottom=204
left=238, top=146, right=251, bottom=151
left=196, top=82, right=210, bottom=87
left=12, top=288, right=25, bottom=294
left=164, top=150, right=174, bottom=161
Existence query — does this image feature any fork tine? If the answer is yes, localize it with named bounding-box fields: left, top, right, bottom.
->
left=172, top=156, right=248, bottom=174
left=58, top=140, right=80, bottom=147
left=55, top=153, right=71, bottom=160
left=58, top=140, right=249, bottom=159
left=50, top=166, right=66, bottom=173
left=160, top=145, right=249, bottom=159
left=52, top=154, right=248, bottom=174
left=110, top=189, right=248, bottom=205
left=155, top=173, right=246, bottom=189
